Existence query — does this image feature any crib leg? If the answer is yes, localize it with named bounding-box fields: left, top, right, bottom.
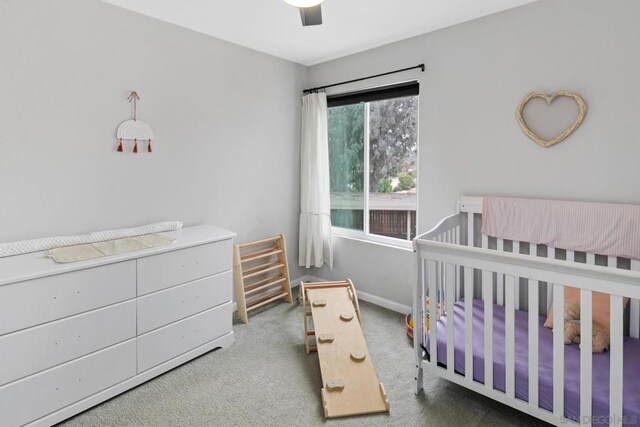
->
left=415, top=364, right=424, bottom=394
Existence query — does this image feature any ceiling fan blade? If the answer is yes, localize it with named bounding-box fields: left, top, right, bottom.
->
left=299, top=5, right=322, bottom=26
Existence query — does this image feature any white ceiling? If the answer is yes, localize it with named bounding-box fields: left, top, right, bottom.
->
left=101, top=0, right=538, bottom=66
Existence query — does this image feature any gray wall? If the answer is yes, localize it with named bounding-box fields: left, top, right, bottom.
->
left=308, top=0, right=640, bottom=308
left=2, top=0, right=639, bottom=310
left=0, top=0, right=307, bottom=279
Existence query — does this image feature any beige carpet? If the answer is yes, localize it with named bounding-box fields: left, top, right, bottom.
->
left=61, top=301, right=549, bottom=426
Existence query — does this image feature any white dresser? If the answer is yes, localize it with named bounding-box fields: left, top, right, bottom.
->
left=0, top=225, right=235, bottom=427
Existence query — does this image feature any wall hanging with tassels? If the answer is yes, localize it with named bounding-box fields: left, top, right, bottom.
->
left=116, top=91, right=154, bottom=153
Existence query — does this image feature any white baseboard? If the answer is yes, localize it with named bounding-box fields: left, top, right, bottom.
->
left=233, top=274, right=410, bottom=315
left=356, top=289, right=411, bottom=314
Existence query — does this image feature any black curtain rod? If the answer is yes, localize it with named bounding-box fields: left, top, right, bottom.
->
left=303, top=63, right=425, bottom=94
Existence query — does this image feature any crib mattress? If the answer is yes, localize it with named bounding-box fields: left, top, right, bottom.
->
left=425, top=299, right=640, bottom=423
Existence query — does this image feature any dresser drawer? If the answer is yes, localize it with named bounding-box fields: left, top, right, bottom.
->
left=137, top=302, right=232, bottom=372
left=0, top=300, right=136, bottom=386
left=0, top=339, right=136, bottom=427
left=137, top=241, right=232, bottom=296
left=137, top=271, right=232, bottom=334
left=0, top=261, right=136, bottom=336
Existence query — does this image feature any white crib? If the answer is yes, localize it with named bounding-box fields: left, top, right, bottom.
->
left=413, top=196, right=640, bottom=426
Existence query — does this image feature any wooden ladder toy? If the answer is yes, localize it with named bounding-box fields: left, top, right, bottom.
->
left=300, top=280, right=390, bottom=418
left=233, top=235, right=293, bottom=323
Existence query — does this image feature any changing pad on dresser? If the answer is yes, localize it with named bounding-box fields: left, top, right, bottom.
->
left=48, top=233, right=175, bottom=263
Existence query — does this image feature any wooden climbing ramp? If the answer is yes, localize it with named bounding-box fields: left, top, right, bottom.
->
left=300, top=280, right=390, bottom=418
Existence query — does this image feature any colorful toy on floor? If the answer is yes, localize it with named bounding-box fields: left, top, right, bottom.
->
left=299, top=279, right=390, bottom=418
left=405, top=297, right=441, bottom=339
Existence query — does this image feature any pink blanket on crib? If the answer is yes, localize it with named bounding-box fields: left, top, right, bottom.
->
left=482, top=197, right=640, bottom=261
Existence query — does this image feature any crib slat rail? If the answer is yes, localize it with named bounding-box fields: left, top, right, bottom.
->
left=547, top=247, right=555, bottom=314
left=464, top=210, right=475, bottom=378
left=428, top=261, right=438, bottom=375
left=528, top=278, right=539, bottom=409
left=512, top=242, right=521, bottom=310
left=580, top=290, right=592, bottom=423
left=552, top=284, right=565, bottom=419
left=505, top=275, right=516, bottom=399
left=610, top=295, right=624, bottom=426
left=414, top=234, right=640, bottom=426
left=482, top=269, right=493, bottom=392
left=464, top=271, right=474, bottom=382
left=446, top=264, right=456, bottom=374
left=632, top=260, right=640, bottom=339
left=414, top=213, right=461, bottom=242
left=413, top=255, right=425, bottom=394
left=497, top=239, right=505, bottom=306
left=416, top=242, right=640, bottom=300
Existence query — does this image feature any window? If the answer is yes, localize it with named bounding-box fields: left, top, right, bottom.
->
left=328, top=82, right=419, bottom=243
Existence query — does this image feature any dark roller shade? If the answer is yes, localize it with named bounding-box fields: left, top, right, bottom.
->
left=327, top=81, right=419, bottom=107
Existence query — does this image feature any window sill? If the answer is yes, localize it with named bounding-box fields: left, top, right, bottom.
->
left=331, top=227, right=413, bottom=251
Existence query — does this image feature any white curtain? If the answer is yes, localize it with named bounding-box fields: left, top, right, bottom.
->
left=298, top=92, right=333, bottom=269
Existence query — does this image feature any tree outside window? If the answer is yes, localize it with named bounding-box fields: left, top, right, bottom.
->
left=328, top=94, right=418, bottom=241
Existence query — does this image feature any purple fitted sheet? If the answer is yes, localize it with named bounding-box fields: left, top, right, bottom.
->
left=425, top=299, right=640, bottom=424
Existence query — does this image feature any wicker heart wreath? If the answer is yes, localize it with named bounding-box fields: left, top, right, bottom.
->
left=516, top=91, right=587, bottom=148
